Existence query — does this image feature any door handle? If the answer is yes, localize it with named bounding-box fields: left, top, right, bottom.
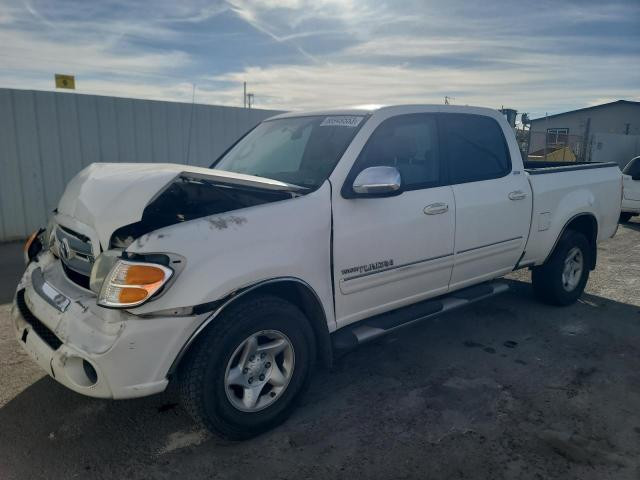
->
left=508, top=190, right=527, bottom=201
left=423, top=203, right=449, bottom=215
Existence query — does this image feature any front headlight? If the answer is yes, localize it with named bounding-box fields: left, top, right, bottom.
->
left=97, top=260, right=173, bottom=308
left=90, top=251, right=121, bottom=293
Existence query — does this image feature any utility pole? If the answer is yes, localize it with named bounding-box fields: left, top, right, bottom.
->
left=247, top=93, right=254, bottom=109
left=185, top=83, right=196, bottom=165
left=444, top=96, right=454, bottom=105
left=243, top=82, right=247, bottom=108
left=544, top=112, right=548, bottom=162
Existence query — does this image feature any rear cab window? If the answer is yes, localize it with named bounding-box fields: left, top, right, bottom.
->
left=441, top=113, right=512, bottom=184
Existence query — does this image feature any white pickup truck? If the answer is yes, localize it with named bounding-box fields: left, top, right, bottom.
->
left=13, top=105, right=622, bottom=439
left=621, top=155, right=640, bottom=223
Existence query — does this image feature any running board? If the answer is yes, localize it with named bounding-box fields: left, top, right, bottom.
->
left=331, top=281, right=509, bottom=352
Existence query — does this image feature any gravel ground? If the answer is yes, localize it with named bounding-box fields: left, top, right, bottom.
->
left=1, top=220, right=639, bottom=480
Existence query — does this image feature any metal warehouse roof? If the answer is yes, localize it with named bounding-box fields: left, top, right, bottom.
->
left=530, top=100, right=640, bottom=122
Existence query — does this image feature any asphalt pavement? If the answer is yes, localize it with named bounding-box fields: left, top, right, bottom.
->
left=1, top=220, right=639, bottom=479
left=0, top=241, right=22, bottom=304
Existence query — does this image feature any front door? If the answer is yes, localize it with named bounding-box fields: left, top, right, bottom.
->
left=332, top=113, right=455, bottom=328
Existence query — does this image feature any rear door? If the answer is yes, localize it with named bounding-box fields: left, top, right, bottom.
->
left=442, top=113, right=532, bottom=289
left=332, top=113, right=455, bottom=328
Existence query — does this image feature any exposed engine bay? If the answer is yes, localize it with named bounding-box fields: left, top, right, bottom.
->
left=110, top=174, right=296, bottom=248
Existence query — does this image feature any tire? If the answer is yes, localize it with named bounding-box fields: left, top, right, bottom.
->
left=179, top=295, right=316, bottom=440
left=619, top=212, right=633, bottom=223
left=531, top=230, right=591, bottom=306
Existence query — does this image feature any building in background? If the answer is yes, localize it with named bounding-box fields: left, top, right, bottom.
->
left=527, top=100, right=640, bottom=166
left=0, top=88, right=282, bottom=241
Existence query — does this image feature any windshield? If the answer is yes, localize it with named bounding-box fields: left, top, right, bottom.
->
left=212, top=115, right=366, bottom=189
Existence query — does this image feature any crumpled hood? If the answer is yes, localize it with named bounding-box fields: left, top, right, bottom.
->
left=56, top=163, right=298, bottom=250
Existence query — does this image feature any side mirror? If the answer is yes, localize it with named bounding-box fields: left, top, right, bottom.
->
left=352, top=166, right=402, bottom=196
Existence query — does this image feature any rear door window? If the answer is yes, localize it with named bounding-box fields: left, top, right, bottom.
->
left=442, top=114, right=511, bottom=184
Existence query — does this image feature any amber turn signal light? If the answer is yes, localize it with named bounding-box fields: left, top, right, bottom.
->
left=97, top=260, right=173, bottom=308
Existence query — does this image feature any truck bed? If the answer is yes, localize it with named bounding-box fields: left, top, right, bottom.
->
left=519, top=160, right=622, bottom=267
left=523, top=161, right=619, bottom=175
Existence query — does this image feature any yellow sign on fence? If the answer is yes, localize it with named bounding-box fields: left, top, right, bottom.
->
left=54, top=74, right=75, bottom=89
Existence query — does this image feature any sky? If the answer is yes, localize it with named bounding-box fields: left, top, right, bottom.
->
left=0, top=0, right=639, bottom=119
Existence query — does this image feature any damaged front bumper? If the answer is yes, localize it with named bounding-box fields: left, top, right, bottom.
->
left=12, top=251, right=205, bottom=399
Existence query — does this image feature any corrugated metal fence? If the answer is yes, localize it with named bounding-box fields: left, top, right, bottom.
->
left=0, top=88, right=282, bottom=241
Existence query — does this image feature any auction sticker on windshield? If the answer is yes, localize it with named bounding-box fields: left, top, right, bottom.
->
left=320, top=116, right=363, bottom=127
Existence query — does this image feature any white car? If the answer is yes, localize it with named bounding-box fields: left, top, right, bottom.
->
left=621, top=156, right=640, bottom=223
left=13, top=105, right=622, bottom=439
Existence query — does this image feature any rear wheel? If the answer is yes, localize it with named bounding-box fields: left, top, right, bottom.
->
left=531, top=230, right=591, bottom=306
left=619, top=212, right=633, bottom=223
left=179, top=295, right=316, bottom=439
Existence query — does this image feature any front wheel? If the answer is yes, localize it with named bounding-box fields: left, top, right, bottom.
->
left=179, top=295, right=316, bottom=439
left=531, top=230, right=591, bottom=306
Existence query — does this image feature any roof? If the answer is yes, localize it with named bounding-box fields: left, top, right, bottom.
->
left=269, top=107, right=379, bottom=120
left=268, top=104, right=502, bottom=121
left=530, top=100, right=640, bottom=122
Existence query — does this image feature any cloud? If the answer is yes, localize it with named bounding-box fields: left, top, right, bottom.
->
left=208, top=54, right=639, bottom=115
left=0, top=29, right=191, bottom=76
left=0, top=0, right=637, bottom=117
left=215, top=0, right=639, bottom=114
left=0, top=0, right=195, bottom=86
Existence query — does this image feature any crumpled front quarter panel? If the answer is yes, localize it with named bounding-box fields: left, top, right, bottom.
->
left=127, top=183, right=335, bottom=327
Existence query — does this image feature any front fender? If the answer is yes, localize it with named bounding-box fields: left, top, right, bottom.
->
left=166, top=276, right=332, bottom=375
left=124, top=183, right=334, bottom=329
